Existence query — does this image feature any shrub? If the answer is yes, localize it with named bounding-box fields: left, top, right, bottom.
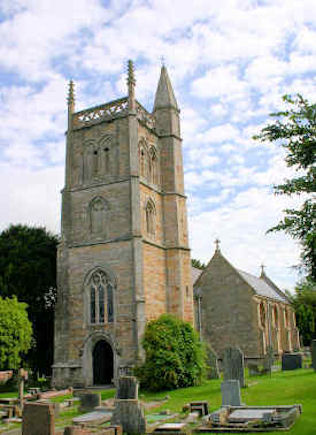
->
left=135, top=314, right=206, bottom=391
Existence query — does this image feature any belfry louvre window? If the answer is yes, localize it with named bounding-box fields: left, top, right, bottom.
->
left=89, top=270, right=114, bottom=324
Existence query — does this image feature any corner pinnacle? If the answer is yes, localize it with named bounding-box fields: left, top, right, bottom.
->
left=67, top=80, right=75, bottom=112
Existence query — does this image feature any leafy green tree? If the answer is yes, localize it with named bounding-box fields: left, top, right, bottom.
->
left=254, top=94, right=316, bottom=279
left=288, top=279, right=316, bottom=345
left=0, top=296, right=32, bottom=369
left=0, top=225, right=58, bottom=375
left=191, top=258, right=206, bottom=270
left=135, top=314, right=206, bottom=391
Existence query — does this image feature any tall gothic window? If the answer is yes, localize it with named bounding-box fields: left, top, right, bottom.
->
left=146, top=199, right=156, bottom=236
left=89, top=270, right=114, bottom=324
left=140, top=147, right=146, bottom=178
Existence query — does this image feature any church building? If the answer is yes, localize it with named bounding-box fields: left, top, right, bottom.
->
left=52, top=62, right=194, bottom=388
left=193, top=243, right=300, bottom=363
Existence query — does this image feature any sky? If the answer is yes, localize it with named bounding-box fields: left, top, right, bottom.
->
left=0, top=0, right=315, bottom=291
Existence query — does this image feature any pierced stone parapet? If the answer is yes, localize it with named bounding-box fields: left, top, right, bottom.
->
left=72, top=98, right=156, bottom=131
left=136, top=101, right=156, bottom=130
left=73, top=98, right=129, bottom=129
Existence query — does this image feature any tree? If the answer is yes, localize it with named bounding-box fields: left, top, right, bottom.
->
left=191, top=258, right=206, bottom=270
left=0, top=296, right=32, bottom=370
left=135, top=314, right=206, bottom=391
left=0, top=225, right=58, bottom=375
left=288, top=279, right=316, bottom=345
left=254, top=94, right=316, bottom=279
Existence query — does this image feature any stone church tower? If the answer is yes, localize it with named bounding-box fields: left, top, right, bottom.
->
left=52, top=62, right=194, bottom=387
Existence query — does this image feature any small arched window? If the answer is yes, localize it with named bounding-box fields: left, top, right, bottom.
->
left=145, top=199, right=156, bottom=236
left=259, top=302, right=266, bottom=328
left=88, top=270, right=114, bottom=324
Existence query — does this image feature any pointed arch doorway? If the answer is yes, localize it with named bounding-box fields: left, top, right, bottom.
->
left=92, top=340, right=113, bottom=385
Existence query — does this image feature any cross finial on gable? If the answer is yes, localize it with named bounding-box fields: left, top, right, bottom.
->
left=260, top=263, right=266, bottom=277
left=215, top=238, right=221, bottom=252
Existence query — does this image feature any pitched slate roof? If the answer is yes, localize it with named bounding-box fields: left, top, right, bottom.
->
left=191, top=249, right=289, bottom=304
left=191, top=266, right=203, bottom=284
left=237, top=269, right=289, bottom=303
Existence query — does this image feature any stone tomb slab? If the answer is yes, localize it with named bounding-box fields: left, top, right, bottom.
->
left=228, top=408, right=277, bottom=422
left=73, top=411, right=112, bottom=426
left=154, top=422, right=188, bottom=434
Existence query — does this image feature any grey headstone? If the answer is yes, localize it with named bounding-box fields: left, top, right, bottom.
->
left=207, top=346, right=219, bottom=379
left=223, top=347, right=245, bottom=387
left=78, top=392, right=101, bottom=412
left=312, top=340, right=316, bottom=371
left=116, top=376, right=138, bottom=399
left=111, top=399, right=146, bottom=434
left=282, top=353, right=303, bottom=371
left=221, top=380, right=241, bottom=406
left=22, top=402, right=54, bottom=435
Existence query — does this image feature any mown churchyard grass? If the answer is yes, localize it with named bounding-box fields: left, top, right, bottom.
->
left=0, top=368, right=315, bottom=434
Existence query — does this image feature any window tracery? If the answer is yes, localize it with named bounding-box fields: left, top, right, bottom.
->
left=88, top=270, right=114, bottom=324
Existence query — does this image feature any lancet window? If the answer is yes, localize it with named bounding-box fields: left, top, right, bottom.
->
left=145, top=199, right=156, bottom=236
left=149, top=146, right=158, bottom=184
left=88, top=270, right=114, bottom=324
left=259, top=302, right=266, bottom=328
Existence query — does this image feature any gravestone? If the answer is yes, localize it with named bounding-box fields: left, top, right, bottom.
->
left=282, top=353, right=302, bottom=371
left=221, top=380, right=241, bottom=407
left=22, top=402, right=54, bottom=435
left=111, top=399, right=146, bottom=434
left=207, top=346, right=219, bottom=379
left=117, top=376, right=138, bottom=399
left=312, top=340, right=316, bottom=371
left=223, top=347, right=245, bottom=387
left=78, top=392, right=101, bottom=412
left=112, top=375, right=145, bottom=434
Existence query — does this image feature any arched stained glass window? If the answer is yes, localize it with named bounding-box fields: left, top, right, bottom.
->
left=89, top=270, right=114, bottom=324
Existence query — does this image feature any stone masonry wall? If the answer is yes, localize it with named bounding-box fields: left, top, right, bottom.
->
left=196, top=252, right=260, bottom=359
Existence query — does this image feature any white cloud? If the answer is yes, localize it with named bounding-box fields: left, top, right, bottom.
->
left=0, top=0, right=314, bottom=290
left=192, top=65, right=247, bottom=99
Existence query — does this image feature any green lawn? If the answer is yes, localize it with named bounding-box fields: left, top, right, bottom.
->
left=140, top=368, right=316, bottom=435
left=0, top=369, right=315, bottom=434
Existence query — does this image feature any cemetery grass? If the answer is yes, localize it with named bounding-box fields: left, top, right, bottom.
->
left=0, top=369, right=315, bottom=434
left=141, top=368, right=316, bottom=435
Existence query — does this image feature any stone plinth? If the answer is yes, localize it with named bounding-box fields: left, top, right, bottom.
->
left=221, top=380, right=241, bottom=407
left=111, top=399, right=146, bottom=434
